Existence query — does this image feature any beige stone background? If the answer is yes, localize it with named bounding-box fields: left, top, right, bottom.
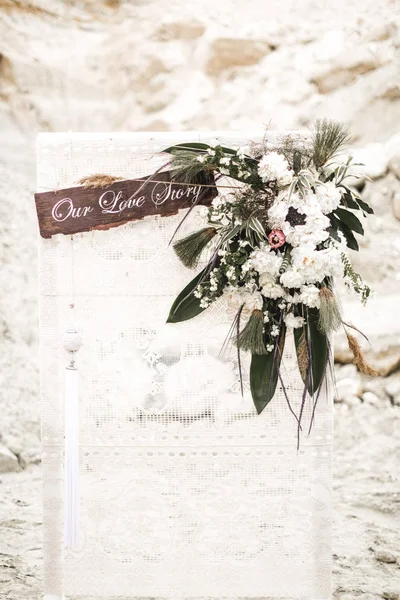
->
left=0, top=0, right=400, bottom=598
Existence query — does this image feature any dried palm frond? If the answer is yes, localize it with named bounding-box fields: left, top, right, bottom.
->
left=173, top=227, right=218, bottom=269
left=169, top=149, right=211, bottom=183
left=236, top=309, right=267, bottom=355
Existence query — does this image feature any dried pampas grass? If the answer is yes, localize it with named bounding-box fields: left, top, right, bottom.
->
left=78, top=174, right=123, bottom=188
left=346, top=331, right=378, bottom=376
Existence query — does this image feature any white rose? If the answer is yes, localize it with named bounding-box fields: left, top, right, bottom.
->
left=284, top=313, right=305, bottom=329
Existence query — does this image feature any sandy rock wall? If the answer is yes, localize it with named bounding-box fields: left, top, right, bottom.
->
left=0, top=0, right=399, bottom=465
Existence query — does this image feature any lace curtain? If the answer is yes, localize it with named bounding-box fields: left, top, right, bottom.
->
left=38, top=132, right=332, bottom=600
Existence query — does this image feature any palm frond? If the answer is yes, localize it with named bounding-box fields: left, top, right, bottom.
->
left=169, top=149, right=211, bottom=183
left=311, top=119, right=351, bottom=169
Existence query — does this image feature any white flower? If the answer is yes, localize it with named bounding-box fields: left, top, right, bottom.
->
left=236, top=146, right=247, bottom=159
left=286, top=191, right=305, bottom=210
left=271, top=324, right=280, bottom=337
left=220, top=157, right=231, bottom=166
left=263, top=312, right=270, bottom=323
left=261, top=281, right=285, bottom=299
left=243, top=291, right=263, bottom=311
left=284, top=291, right=301, bottom=305
left=219, top=167, right=231, bottom=176
left=249, top=245, right=283, bottom=277
left=299, top=284, right=321, bottom=308
left=224, top=287, right=263, bottom=312
left=197, top=154, right=206, bottom=163
left=280, top=268, right=304, bottom=289
left=314, top=182, right=342, bottom=214
left=284, top=313, right=305, bottom=329
left=266, top=344, right=275, bottom=352
left=291, top=243, right=343, bottom=284
left=304, top=211, right=330, bottom=233
left=211, top=196, right=225, bottom=209
left=268, top=200, right=289, bottom=228
left=258, top=151, right=294, bottom=187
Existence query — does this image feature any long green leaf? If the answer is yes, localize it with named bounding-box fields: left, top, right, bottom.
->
left=163, top=142, right=257, bottom=163
left=355, top=197, right=374, bottom=215
left=163, top=142, right=210, bottom=154
left=342, top=186, right=374, bottom=215
left=167, top=267, right=209, bottom=323
left=294, top=309, right=328, bottom=396
left=329, top=214, right=359, bottom=250
left=340, top=188, right=359, bottom=210
left=334, top=207, right=364, bottom=235
left=250, top=327, right=286, bottom=414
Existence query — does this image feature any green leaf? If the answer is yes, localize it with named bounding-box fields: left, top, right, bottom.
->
left=355, top=197, right=374, bottom=215
left=167, top=267, right=209, bottom=323
left=334, top=207, right=364, bottom=235
left=329, top=214, right=359, bottom=251
left=338, top=221, right=359, bottom=251
left=340, top=188, right=359, bottom=210
left=294, top=309, right=328, bottom=396
left=342, top=186, right=374, bottom=215
left=250, top=327, right=286, bottom=414
left=163, top=142, right=211, bottom=154
left=163, top=142, right=257, bottom=164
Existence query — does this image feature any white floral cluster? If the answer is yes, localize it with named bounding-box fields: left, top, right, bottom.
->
left=257, top=151, right=294, bottom=187
left=197, top=143, right=252, bottom=179
left=224, top=179, right=347, bottom=337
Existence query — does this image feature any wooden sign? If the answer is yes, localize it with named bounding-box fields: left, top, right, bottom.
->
left=34, top=170, right=217, bottom=238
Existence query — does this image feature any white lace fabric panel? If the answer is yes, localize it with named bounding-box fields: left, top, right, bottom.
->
left=38, top=132, right=332, bottom=599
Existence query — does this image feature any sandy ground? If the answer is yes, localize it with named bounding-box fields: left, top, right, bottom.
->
left=0, top=402, right=399, bottom=600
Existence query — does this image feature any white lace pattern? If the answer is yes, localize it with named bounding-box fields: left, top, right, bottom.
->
left=38, top=132, right=332, bottom=599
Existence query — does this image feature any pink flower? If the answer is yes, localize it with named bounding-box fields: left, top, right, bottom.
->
left=268, top=229, right=286, bottom=248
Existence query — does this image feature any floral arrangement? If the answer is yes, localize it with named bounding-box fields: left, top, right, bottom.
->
left=162, top=120, right=376, bottom=436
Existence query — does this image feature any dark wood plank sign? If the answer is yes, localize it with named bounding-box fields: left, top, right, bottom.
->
left=34, top=170, right=217, bottom=238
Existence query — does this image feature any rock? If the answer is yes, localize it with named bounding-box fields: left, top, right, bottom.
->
left=206, top=38, right=273, bottom=75
left=378, top=84, right=400, bottom=101
left=393, top=193, right=400, bottom=221
left=350, top=143, right=388, bottom=180
left=335, top=364, right=363, bottom=403
left=154, top=20, right=206, bottom=41
left=364, top=21, right=398, bottom=42
left=386, top=134, right=400, bottom=179
left=344, top=394, right=362, bottom=407
left=375, top=550, right=398, bottom=564
left=334, top=348, right=354, bottom=365
left=373, top=354, right=400, bottom=377
left=0, top=445, right=20, bottom=473
left=382, top=590, right=399, bottom=600
left=311, top=44, right=390, bottom=94
left=362, top=391, right=381, bottom=406
left=138, top=119, right=170, bottom=132
left=385, top=377, right=400, bottom=405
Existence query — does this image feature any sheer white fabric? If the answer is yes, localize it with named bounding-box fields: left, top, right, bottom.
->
left=38, top=132, right=332, bottom=599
